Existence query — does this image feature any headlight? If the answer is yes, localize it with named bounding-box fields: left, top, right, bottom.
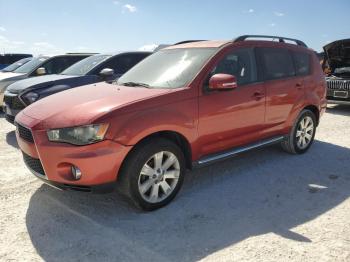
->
left=22, top=92, right=39, bottom=104
left=47, top=124, right=109, bottom=145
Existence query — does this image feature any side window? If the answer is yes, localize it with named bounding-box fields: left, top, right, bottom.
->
left=103, top=54, right=148, bottom=75
left=39, top=56, right=85, bottom=75
left=293, top=52, right=311, bottom=76
left=260, top=48, right=295, bottom=80
left=39, top=57, right=66, bottom=74
left=208, top=48, right=257, bottom=86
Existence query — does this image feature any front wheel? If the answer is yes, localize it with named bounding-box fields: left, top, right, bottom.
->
left=118, top=138, right=186, bottom=211
left=281, top=109, right=317, bottom=154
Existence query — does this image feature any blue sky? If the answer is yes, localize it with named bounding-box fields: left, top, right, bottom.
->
left=0, top=0, right=349, bottom=55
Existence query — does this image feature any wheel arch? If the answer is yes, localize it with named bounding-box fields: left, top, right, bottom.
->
left=122, top=130, right=193, bottom=170
left=303, top=104, right=320, bottom=125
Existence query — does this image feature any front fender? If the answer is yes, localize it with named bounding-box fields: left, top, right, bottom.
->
left=101, top=99, right=198, bottom=147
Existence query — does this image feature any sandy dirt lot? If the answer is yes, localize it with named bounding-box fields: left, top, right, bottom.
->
left=0, top=106, right=349, bottom=262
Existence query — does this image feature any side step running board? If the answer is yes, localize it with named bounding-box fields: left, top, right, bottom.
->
left=194, top=136, right=285, bottom=167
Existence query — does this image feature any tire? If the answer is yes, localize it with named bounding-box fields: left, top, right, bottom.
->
left=281, top=109, right=317, bottom=154
left=117, top=138, right=186, bottom=211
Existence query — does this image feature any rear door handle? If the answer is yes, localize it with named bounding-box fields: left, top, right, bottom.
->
left=253, top=92, right=265, bottom=100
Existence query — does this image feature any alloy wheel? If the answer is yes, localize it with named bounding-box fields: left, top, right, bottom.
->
left=138, top=151, right=180, bottom=203
left=296, top=116, right=314, bottom=150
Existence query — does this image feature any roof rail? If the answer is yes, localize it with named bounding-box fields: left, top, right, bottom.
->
left=173, top=40, right=207, bottom=45
left=65, top=52, right=98, bottom=55
left=234, top=35, right=307, bottom=47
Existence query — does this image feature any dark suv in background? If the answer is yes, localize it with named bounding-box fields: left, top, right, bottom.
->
left=3, top=51, right=151, bottom=123
left=323, top=39, right=350, bottom=104
left=0, top=53, right=92, bottom=108
left=0, top=53, right=32, bottom=70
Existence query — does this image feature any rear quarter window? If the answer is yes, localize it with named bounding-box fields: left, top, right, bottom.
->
left=259, top=48, right=296, bottom=80
left=293, top=52, right=311, bottom=76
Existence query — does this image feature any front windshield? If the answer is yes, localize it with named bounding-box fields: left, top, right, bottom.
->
left=1, top=58, right=32, bottom=72
left=60, top=54, right=111, bottom=76
left=14, top=57, right=48, bottom=74
left=117, top=48, right=217, bottom=89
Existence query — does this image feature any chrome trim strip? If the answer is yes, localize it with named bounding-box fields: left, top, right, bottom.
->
left=327, top=100, right=350, bottom=105
left=196, top=136, right=285, bottom=166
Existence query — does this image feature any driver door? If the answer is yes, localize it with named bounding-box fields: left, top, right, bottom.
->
left=197, top=48, right=266, bottom=157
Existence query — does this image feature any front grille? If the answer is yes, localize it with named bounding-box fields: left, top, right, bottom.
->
left=5, top=114, right=15, bottom=124
left=16, top=123, right=34, bottom=143
left=3, top=95, right=25, bottom=110
left=22, top=151, right=45, bottom=176
left=327, top=80, right=350, bottom=91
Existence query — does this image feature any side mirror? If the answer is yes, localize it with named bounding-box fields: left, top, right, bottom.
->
left=99, top=68, right=114, bottom=77
left=36, top=67, right=46, bottom=75
left=209, top=74, right=237, bottom=90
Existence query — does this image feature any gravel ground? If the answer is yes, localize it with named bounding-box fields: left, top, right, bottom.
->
left=0, top=105, right=349, bottom=262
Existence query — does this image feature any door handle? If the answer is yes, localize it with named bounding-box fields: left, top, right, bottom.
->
left=296, top=83, right=303, bottom=89
left=252, top=92, right=265, bottom=100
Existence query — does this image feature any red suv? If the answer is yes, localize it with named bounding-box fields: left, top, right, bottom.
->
left=15, top=35, right=327, bottom=210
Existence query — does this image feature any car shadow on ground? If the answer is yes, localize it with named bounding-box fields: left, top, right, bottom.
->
left=6, top=130, right=19, bottom=149
left=26, top=140, right=350, bottom=262
left=326, top=105, right=350, bottom=116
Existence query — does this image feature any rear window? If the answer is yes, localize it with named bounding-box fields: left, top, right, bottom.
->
left=293, top=52, right=311, bottom=76
left=260, top=48, right=295, bottom=80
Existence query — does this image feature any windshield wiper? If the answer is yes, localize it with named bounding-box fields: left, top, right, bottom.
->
left=120, top=81, right=150, bottom=88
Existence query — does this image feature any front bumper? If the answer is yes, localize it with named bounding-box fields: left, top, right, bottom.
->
left=3, top=92, right=25, bottom=124
left=31, top=171, right=117, bottom=193
left=3, top=104, right=20, bottom=124
left=15, top=112, right=132, bottom=192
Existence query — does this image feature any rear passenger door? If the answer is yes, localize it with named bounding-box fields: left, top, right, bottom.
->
left=258, top=48, right=303, bottom=128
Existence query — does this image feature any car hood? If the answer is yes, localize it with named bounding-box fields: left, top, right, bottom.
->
left=6, top=74, right=78, bottom=94
left=0, top=72, right=27, bottom=92
left=323, top=39, right=350, bottom=71
left=0, top=72, right=25, bottom=81
left=21, top=82, right=178, bottom=128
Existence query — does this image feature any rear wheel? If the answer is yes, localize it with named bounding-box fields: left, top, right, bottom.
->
left=118, top=138, right=185, bottom=211
left=281, top=109, right=316, bottom=154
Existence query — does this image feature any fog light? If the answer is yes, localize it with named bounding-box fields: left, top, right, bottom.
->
left=71, top=166, right=82, bottom=180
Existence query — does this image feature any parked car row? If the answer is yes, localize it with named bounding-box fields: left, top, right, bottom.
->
left=3, top=52, right=151, bottom=123
left=0, top=53, right=92, bottom=107
left=9, top=35, right=327, bottom=211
